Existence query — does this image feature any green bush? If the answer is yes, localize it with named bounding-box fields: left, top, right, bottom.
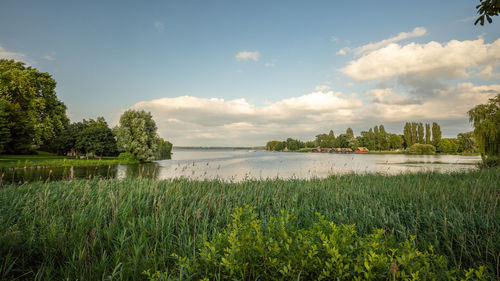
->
left=118, top=152, right=138, bottom=161
left=406, top=143, right=436, bottom=154
left=147, top=207, right=487, bottom=281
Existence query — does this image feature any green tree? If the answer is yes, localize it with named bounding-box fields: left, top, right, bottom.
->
left=154, top=137, right=172, bottom=160
left=346, top=127, right=354, bottom=138
left=388, top=134, right=403, bottom=150
left=457, top=132, right=476, bottom=152
left=403, top=122, right=411, bottom=148
left=432, top=122, right=441, bottom=146
left=468, top=94, right=500, bottom=165
left=0, top=59, right=69, bottom=153
left=75, top=118, right=117, bottom=158
left=378, top=125, right=389, bottom=150
left=411, top=122, right=418, bottom=146
left=373, top=126, right=380, bottom=150
left=425, top=123, right=431, bottom=144
left=417, top=123, right=424, bottom=144
left=475, top=0, right=500, bottom=25
left=115, top=110, right=158, bottom=162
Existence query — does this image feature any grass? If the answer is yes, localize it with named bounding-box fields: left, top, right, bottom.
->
left=0, top=151, right=139, bottom=169
left=0, top=169, right=498, bottom=280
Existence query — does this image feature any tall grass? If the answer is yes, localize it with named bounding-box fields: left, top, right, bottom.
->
left=0, top=169, right=498, bottom=280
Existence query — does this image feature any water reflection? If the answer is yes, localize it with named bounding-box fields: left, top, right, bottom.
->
left=0, top=149, right=481, bottom=184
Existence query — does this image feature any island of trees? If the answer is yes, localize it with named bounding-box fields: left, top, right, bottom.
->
left=0, top=59, right=172, bottom=162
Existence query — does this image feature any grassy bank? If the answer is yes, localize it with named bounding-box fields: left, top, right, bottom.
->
left=0, top=170, right=498, bottom=280
left=0, top=152, right=139, bottom=169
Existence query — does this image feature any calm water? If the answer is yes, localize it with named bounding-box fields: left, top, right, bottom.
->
left=1, top=148, right=481, bottom=184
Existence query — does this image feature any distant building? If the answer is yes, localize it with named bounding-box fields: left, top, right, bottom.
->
left=355, top=147, right=369, bottom=154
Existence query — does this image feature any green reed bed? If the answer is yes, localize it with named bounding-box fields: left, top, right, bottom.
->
left=0, top=170, right=498, bottom=280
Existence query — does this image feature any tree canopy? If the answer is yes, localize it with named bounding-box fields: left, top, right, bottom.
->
left=0, top=59, right=68, bottom=153
left=115, top=110, right=159, bottom=162
left=468, top=94, right=500, bottom=163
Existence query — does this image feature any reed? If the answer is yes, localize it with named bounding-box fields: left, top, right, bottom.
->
left=0, top=169, right=498, bottom=280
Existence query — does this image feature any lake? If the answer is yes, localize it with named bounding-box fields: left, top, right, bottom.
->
left=0, top=148, right=481, bottom=184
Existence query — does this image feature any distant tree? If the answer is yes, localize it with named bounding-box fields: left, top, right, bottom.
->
left=75, top=118, right=117, bottom=158
left=403, top=123, right=411, bottom=148
left=411, top=122, right=418, bottom=146
left=468, top=94, right=500, bottom=165
left=417, top=123, right=424, bottom=144
left=336, top=134, right=350, bottom=148
left=346, top=128, right=354, bottom=138
left=266, top=141, right=284, bottom=151
left=475, top=0, right=500, bottom=25
left=373, top=126, right=380, bottom=150
left=115, top=110, right=158, bottom=162
left=154, top=137, right=172, bottom=160
left=425, top=123, right=431, bottom=144
left=432, top=122, right=442, bottom=146
left=436, top=139, right=455, bottom=153
left=388, top=134, right=404, bottom=150
left=378, top=125, right=389, bottom=150
left=0, top=59, right=69, bottom=153
left=305, top=141, right=316, bottom=148
left=457, top=132, right=476, bottom=152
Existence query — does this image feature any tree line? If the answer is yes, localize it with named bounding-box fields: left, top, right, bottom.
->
left=266, top=122, right=477, bottom=154
left=0, top=59, right=172, bottom=161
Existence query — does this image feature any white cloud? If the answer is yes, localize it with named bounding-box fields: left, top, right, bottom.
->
left=0, top=45, right=26, bottom=61
left=337, top=27, right=426, bottom=56
left=126, top=80, right=499, bottom=146
left=355, top=27, right=426, bottom=55
left=154, top=21, right=165, bottom=32
left=130, top=88, right=362, bottom=146
left=342, top=38, right=500, bottom=81
left=236, top=51, right=260, bottom=61
left=361, top=83, right=500, bottom=122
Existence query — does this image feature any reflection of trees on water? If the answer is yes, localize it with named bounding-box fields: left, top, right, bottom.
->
left=1, top=163, right=160, bottom=185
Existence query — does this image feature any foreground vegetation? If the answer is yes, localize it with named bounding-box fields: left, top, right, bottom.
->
left=0, top=170, right=498, bottom=280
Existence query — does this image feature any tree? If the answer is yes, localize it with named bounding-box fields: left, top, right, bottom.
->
left=346, top=128, right=354, bottom=138
left=373, top=126, right=380, bottom=150
left=417, top=123, right=424, bottom=144
left=115, top=110, right=158, bottom=162
left=457, top=132, right=476, bottom=152
left=411, top=122, right=418, bottom=146
left=468, top=94, right=500, bottom=164
left=403, top=122, right=411, bottom=148
left=475, top=0, right=500, bottom=25
left=154, top=137, right=172, bottom=160
left=378, top=125, right=389, bottom=150
left=432, top=122, right=441, bottom=146
left=0, top=59, right=69, bottom=153
left=388, top=134, right=403, bottom=150
left=425, top=123, right=431, bottom=144
left=76, top=118, right=117, bottom=158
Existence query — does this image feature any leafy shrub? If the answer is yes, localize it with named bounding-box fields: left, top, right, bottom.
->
left=118, top=152, right=138, bottom=162
left=406, top=143, right=436, bottom=154
left=147, top=207, right=487, bottom=281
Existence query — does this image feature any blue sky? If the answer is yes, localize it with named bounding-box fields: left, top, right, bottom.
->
left=1, top=0, right=499, bottom=146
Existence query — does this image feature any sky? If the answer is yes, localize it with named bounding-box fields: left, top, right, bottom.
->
left=1, top=0, right=499, bottom=146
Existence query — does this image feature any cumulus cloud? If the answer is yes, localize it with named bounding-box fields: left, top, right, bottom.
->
left=0, top=45, right=26, bottom=61
left=341, top=38, right=500, bottom=81
left=127, top=82, right=498, bottom=146
left=236, top=51, right=260, bottom=61
left=361, top=83, right=500, bottom=122
left=130, top=87, right=362, bottom=146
